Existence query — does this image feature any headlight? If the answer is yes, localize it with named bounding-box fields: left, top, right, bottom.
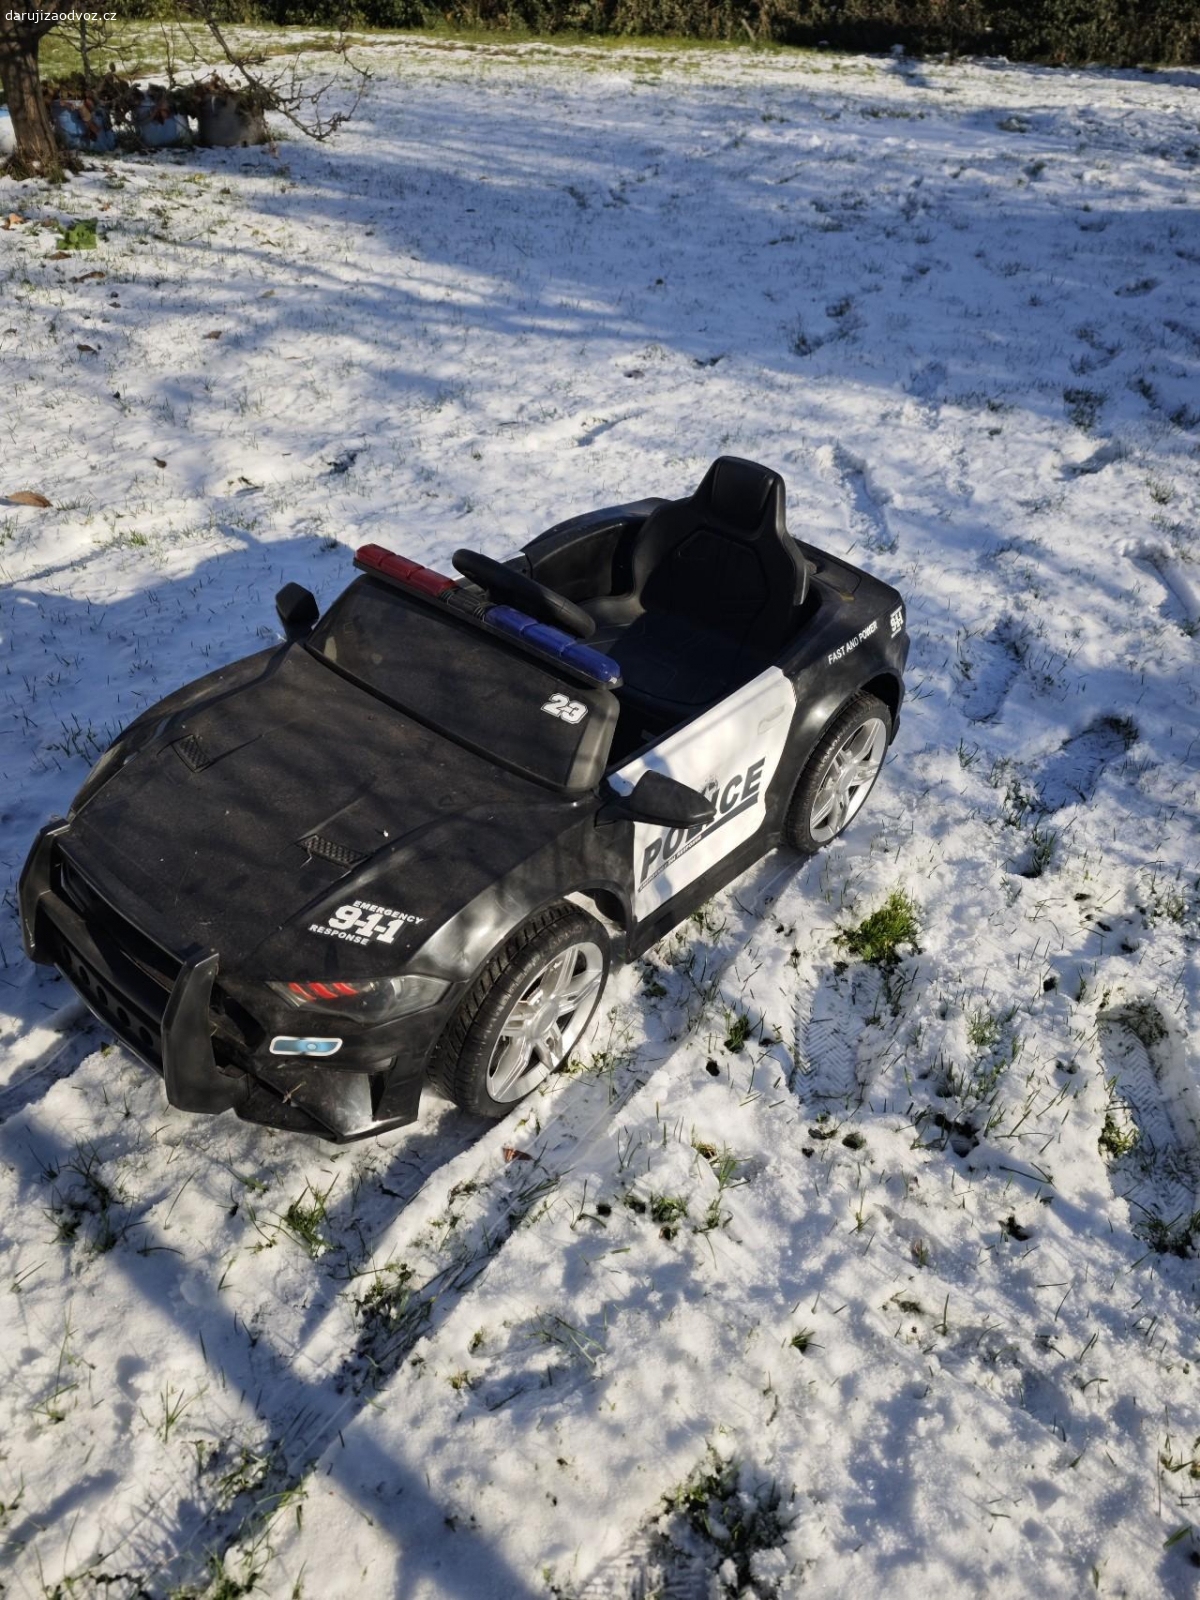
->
left=266, top=975, right=449, bottom=1022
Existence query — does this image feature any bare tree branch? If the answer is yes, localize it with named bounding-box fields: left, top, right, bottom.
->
left=190, top=7, right=371, bottom=141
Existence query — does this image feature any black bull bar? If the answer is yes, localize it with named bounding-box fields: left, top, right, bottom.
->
left=18, top=819, right=239, bottom=1115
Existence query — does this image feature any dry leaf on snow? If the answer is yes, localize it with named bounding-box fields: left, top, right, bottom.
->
left=7, top=491, right=53, bottom=508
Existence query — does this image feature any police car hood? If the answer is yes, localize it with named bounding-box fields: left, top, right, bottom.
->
left=63, top=646, right=580, bottom=972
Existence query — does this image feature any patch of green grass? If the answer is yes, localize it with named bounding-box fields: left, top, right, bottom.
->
left=648, top=1193, right=688, bottom=1238
left=966, top=1003, right=1017, bottom=1054
left=837, top=890, right=920, bottom=967
left=1022, top=821, right=1058, bottom=878
left=355, top=1261, right=415, bottom=1328
left=1063, top=386, right=1106, bottom=432
left=0, top=1478, right=25, bottom=1530
left=57, top=218, right=97, bottom=251
left=661, top=1447, right=794, bottom=1588
left=1098, top=1110, right=1140, bottom=1159
left=531, top=1313, right=605, bottom=1370
left=694, top=1145, right=746, bottom=1233
left=723, top=1006, right=753, bottom=1053
left=45, top=1142, right=126, bottom=1255
left=215, top=1444, right=272, bottom=1507
left=146, top=1381, right=202, bottom=1445
left=30, top=1318, right=81, bottom=1426
left=281, top=1179, right=334, bottom=1257
left=1116, top=998, right=1169, bottom=1049
left=372, top=18, right=814, bottom=55
left=1142, top=1209, right=1200, bottom=1259
left=689, top=901, right=726, bottom=936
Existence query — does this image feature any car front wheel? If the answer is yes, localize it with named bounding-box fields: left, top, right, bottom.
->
left=782, top=692, right=892, bottom=854
left=429, top=906, right=609, bottom=1117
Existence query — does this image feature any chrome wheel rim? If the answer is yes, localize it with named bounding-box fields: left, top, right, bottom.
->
left=487, top=941, right=605, bottom=1104
left=809, top=716, right=888, bottom=844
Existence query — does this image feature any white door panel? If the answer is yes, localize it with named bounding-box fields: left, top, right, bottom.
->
left=611, top=667, right=797, bottom=921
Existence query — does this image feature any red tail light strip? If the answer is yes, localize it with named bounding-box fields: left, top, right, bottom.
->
left=289, top=980, right=362, bottom=1002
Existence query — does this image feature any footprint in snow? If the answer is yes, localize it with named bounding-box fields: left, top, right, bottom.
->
left=1133, top=546, right=1200, bottom=636
left=958, top=616, right=1027, bottom=724
left=575, top=1523, right=709, bottom=1599
left=575, top=1451, right=787, bottom=1600
left=1032, top=716, right=1137, bottom=813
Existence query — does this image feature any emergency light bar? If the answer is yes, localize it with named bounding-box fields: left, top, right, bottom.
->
left=353, top=544, right=623, bottom=690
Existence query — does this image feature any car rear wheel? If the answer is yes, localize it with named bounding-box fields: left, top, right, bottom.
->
left=429, top=906, right=609, bottom=1117
left=782, top=692, right=892, bottom=854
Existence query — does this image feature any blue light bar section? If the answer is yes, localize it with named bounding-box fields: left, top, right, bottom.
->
left=523, top=620, right=577, bottom=654
left=487, top=605, right=541, bottom=639
left=562, top=642, right=623, bottom=686
left=486, top=605, right=622, bottom=687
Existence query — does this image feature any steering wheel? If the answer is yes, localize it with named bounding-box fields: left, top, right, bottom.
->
left=452, top=549, right=596, bottom=640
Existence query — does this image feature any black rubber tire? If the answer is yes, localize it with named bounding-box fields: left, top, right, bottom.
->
left=428, top=905, right=610, bottom=1117
left=781, top=692, right=893, bottom=854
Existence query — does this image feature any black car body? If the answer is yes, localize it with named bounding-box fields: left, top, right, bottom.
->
left=20, top=457, right=909, bottom=1141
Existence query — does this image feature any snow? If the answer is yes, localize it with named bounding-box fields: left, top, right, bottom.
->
left=2, top=35, right=1199, bottom=1598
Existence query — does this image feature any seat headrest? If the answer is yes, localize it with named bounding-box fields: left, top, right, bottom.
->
left=691, top=455, right=808, bottom=604
left=695, top=456, right=786, bottom=537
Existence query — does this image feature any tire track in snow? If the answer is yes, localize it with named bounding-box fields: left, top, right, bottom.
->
left=1098, top=1006, right=1200, bottom=1242
left=792, top=964, right=883, bottom=1103
left=0, top=998, right=92, bottom=1122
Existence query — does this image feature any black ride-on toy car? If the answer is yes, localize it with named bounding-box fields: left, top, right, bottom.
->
left=21, top=457, right=909, bottom=1142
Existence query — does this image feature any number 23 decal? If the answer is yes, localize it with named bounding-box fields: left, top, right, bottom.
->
left=541, top=693, right=588, bottom=725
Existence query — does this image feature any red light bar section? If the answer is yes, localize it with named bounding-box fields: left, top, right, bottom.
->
left=355, top=544, right=456, bottom=599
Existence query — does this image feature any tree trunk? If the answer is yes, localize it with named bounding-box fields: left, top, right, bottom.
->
left=0, top=19, right=61, bottom=177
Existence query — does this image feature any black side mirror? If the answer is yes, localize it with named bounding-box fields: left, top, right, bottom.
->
left=276, top=583, right=319, bottom=643
left=605, top=770, right=716, bottom=828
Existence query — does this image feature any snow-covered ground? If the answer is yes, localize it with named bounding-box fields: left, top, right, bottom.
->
left=2, top=36, right=1199, bottom=1599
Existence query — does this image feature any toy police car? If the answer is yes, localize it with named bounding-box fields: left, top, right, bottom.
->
left=20, top=457, right=908, bottom=1141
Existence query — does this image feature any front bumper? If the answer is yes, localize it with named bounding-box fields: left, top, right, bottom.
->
left=18, top=822, right=442, bottom=1142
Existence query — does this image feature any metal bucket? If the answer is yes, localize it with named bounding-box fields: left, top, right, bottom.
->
left=52, top=100, right=117, bottom=152
left=196, top=93, right=267, bottom=148
left=136, top=96, right=191, bottom=148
